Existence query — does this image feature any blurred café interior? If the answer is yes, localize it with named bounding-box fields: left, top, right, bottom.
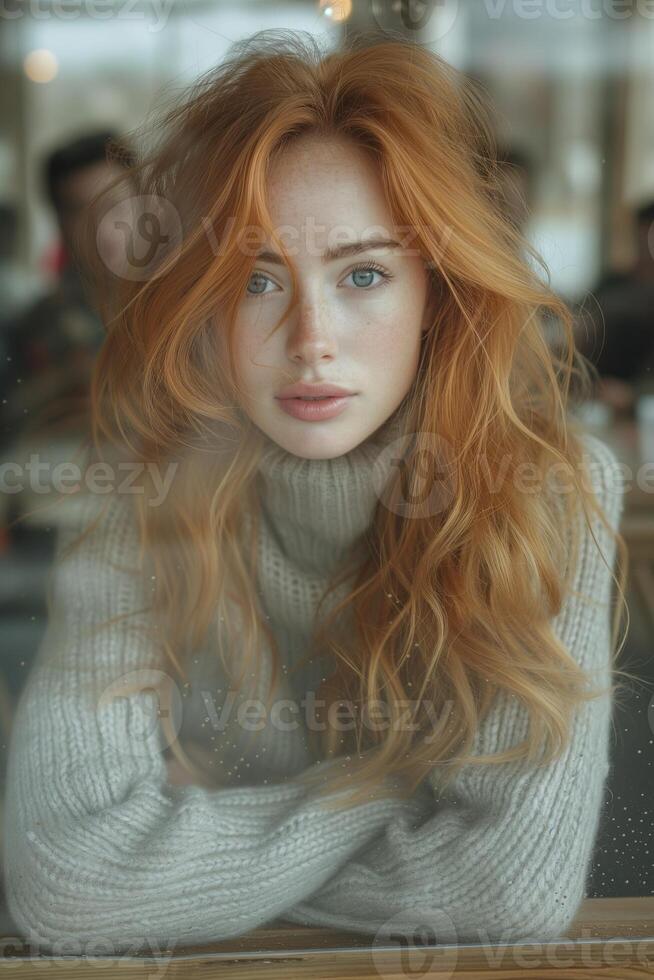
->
left=0, top=0, right=653, bottom=940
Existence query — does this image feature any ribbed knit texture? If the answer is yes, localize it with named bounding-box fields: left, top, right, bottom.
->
left=2, top=413, right=624, bottom=951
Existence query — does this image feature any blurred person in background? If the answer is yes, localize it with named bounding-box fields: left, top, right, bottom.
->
left=0, top=129, right=135, bottom=553
left=0, top=129, right=135, bottom=452
left=577, top=198, right=654, bottom=415
left=0, top=203, right=41, bottom=436
left=0, top=202, right=40, bottom=325
left=0, top=202, right=41, bottom=554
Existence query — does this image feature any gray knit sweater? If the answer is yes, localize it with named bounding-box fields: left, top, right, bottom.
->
left=2, top=415, right=624, bottom=951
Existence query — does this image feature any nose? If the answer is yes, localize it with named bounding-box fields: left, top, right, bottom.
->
left=286, top=296, right=337, bottom=365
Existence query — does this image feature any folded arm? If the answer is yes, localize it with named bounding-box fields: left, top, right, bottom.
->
left=2, top=490, right=430, bottom=952
left=281, top=435, right=624, bottom=944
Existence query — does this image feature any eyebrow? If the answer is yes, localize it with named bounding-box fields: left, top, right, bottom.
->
left=254, top=237, right=403, bottom=266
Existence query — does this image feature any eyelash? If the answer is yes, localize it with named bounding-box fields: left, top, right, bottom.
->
left=350, top=261, right=394, bottom=288
left=246, top=261, right=395, bottom=297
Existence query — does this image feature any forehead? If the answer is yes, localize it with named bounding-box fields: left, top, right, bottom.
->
left=264, top=135, right=395, bottom=251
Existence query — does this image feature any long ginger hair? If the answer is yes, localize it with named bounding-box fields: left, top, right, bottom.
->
left=36, top=29, right=633, bottom=811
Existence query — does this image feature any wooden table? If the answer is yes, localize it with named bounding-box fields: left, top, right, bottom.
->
left=1, top=897, right=654, bottom=977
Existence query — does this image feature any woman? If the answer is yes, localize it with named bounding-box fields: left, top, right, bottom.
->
left=3, top=30, right=631, bottom=951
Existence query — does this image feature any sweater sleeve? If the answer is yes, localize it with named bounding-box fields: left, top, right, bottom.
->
left=2, top=488, right=433, bottom=952
left=280, top=433, right=625, bottom=944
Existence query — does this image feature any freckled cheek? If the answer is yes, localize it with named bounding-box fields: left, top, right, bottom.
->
left=352, top=316, right=421, bottom=370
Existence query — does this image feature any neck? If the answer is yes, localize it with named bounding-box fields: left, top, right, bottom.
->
left=254, top=399, right=411, bottom=576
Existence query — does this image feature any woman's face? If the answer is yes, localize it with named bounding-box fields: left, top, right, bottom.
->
left=232, top=134, right=433, bottom=459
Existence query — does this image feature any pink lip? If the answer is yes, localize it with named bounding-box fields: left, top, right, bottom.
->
left=277, top=394, right=355, bottom=422
left=277, top=381, right=355, bottom=399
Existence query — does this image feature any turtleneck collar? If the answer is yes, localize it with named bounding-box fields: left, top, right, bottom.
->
left=254, top=397, right=411, bottom=576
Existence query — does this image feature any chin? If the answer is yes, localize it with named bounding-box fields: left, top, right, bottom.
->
left=265, top=423, right=365, bottom=460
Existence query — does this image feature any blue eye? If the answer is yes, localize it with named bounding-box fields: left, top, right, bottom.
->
left=245, top=262, right=394, bottom=297
left=246, top=272, right=277, bottom=296
left=346, top=263, right=394, bottom=289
